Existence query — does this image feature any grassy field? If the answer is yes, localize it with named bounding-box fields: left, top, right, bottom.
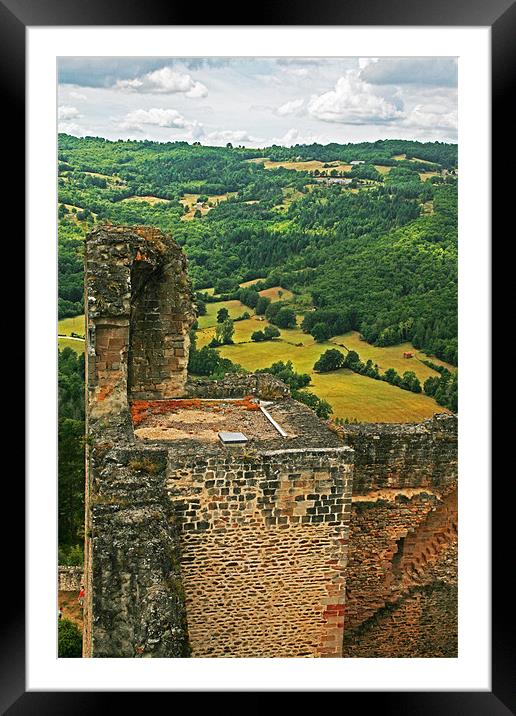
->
left=84, top=171, right=126, bottom=186
left=240, top=278, right=265, bottom=288
left=58, top=337, right=84, bottom=353
left=180, top=192, right=236, bottom=220
left=214, top=331, right=448, bottom=422
left=200, top=282, right=290, bottom=301
left=58, top=315, right=85, bottom=353
left=120, top=195, right=170, bottom=205
left=59, top=315, right=85, bottom=336
left=309, top=369, right=444, bottom=423
left=412, top=156, right=439, bottom=166
left=374, top=165, right=392, bottom=175
left=196, top=304, right=451, bottom=422
left=274, top=187, right=306, bottom=211
left=330, top=331, right=454, bottom=382
left=258, top=286, right=294, bottom=302
left=420, top=171, right=441, bottom=182
left=263, top=159, right=352, bottom=174
left=196, top=300, right=251, bottom=331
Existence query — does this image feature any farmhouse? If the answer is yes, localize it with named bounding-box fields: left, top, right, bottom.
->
left=316, top=177, right=353, bottom=185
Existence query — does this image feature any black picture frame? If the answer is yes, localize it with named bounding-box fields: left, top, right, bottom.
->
left=6, top=0, right=508, bottom=710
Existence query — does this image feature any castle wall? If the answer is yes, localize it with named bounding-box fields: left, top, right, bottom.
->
left=87, top=445, right=189, bottom=658
left=337, top=415, right=458, bottom=657
left=58, top=566, right=83, bottom=592
left=167, top=446, right=353, bottom=657
left=83, top=225, right=458, bottom=659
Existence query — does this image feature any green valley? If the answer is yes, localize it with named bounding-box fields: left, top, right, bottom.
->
left=58, top=135, right=457, bottom=423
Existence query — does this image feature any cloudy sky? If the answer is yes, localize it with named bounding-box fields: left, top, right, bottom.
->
left=58, top=57, right=457, bottom=147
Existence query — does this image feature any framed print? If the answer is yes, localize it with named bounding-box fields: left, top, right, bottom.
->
left=5, top=0, right=509, bottom=709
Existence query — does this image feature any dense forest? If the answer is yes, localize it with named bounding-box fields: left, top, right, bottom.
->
left=58, top=348, right=85, bottom=565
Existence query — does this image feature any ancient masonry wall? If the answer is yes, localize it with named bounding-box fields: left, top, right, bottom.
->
left=167, top=446, right=353, bottom=658
left=58, top=566, right=83, bottom=592
left=336, top=414, right=458, bottom=657
left=84, top=226, right=196, bottom=658
left=85, top=225, right=195, bottom=420
left=86, top=444, right=190, bottom=657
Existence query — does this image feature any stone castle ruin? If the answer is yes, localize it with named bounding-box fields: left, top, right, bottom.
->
left=83, top=225, right=458, bottom=658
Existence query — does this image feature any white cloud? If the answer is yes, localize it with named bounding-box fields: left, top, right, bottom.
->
left=202, top=127, right=323, bottom=148
left=202, top=129, right=258, bottom=146
left=116, top=67, right=208, bottom=98
left=404, top=104, right=458, bottom=132
left=69, top=90, right=87, bottom=101
left=269, top=128, right=323, bottom=147
left=308, top=71, right=404, bottom=125
left=276, top=98, right=305, bottom=117
left=358, top=57, right=379, bottom=70
left=282, top=67, right=309, bottom=78
left=58, top=105, right=81, bottom=120
left=117, top=108, right=194, bottom=131
left=361, top=58, right=458, bottom=87
left=58, top=121, right=85, bottom=136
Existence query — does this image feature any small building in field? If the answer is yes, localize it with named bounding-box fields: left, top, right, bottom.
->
left=403, top=351, right=414, bottom=359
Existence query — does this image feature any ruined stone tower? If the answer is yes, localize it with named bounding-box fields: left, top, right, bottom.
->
left=84, top=225, right=355, bottom=658
left=83, top=225, right=196, bottom=657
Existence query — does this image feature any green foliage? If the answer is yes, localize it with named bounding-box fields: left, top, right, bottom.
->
left=272, top=307, right=296, bottom=329
left=291, top=389, right=333, bottom=419
left=255, top=296, right=271, bottom=315
left=216, top=307, right=230, bottom=323
left=423, top=375, right=440, bottom=396
left=58, top=348, right=85, bottom=549
left=301, top=309, right=357, bottom=339
left=58, top=544, right=84, bottom=566
left=58, top=619, right=83, bottom=658
left=263, top=325, right=280, bottom=340
left=348, top=163, right=383, bottom=181
left=264, top=139, right=457, bottom=169
left=58, top=220, right=85, bottom=318
left=195, top=294, right=207, bottom=316
left=251, top=325, right=280, bottom=342
left=58, top=135, right=457, bottom=364
left=256, top=360, right=310, bottom=390
left=400, top=370, right=422, bottom=393
left=254, top=361, right=331, bottom=418
left=213, top=318, right=235, bottom=346
left=424, top=368, right=457, bottom=412
left=314, top=349, right=346, bottom=373
left=239, top=287, right=260, bottom=308
left=344, top=350, right=360, bottom=368
left=188, top=345, right=242, bottom=379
